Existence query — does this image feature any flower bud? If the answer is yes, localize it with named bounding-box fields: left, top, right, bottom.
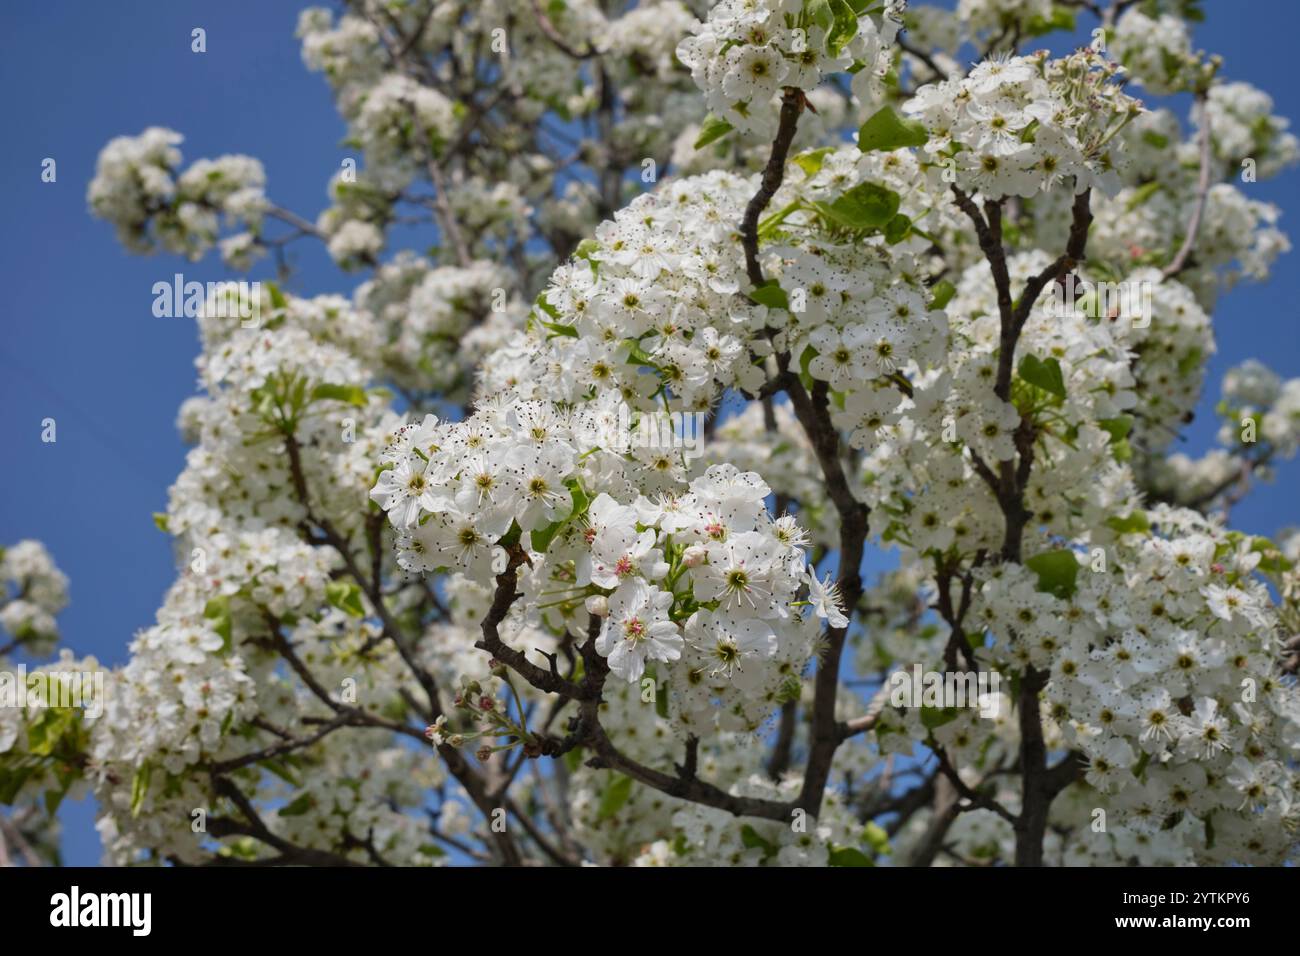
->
left=682, top=544, right=707, bottom=568
left=585, top=594, right=610, bottom=617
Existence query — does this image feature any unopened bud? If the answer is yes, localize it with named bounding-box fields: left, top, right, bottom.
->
left=585, top=595, right=610, bottom=617
left=682, top=545, right=707, bottom=568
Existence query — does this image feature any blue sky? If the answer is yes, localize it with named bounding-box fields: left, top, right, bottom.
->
left=1, top=0, right=1297, bottom=865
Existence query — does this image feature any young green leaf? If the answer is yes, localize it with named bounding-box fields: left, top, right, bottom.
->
left=857, top=105, right=929, bottom=153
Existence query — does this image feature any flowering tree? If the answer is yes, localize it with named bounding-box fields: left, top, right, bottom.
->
left=5, top=0, right=1300, bottom=867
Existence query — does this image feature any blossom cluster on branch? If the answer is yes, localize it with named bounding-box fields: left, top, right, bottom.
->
left=4, top=0, right=1300, bottom=868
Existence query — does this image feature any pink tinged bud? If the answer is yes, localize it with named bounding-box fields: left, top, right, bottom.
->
left=585, top=594, right=610, bottom=617
left=479, top=696, right=496, bottom=711
left=682, top=545, right=707, bottom=568
left=1211, top=563, right=1225, bottom=574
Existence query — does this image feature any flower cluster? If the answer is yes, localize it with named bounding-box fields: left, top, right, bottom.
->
left=1203, top=81, right=1300, bottom=181
left=481, top=149, right=949, bottom=454
left=970, top=508, right=1298, bottom=864
left=905, top=49, right=1143, bottom=198
left=371, top=394, right=840, bottom=732
left=0, top=540, right=70, bottom=657
left=354, top=256, right=525, bottom=397
left=87, top=128, right=269, bottom=266
left=1109, top=7, right=1201, bottom=96
left=677, top=0, right=899, bottom=139
left=36, top=0, right=1300, bottom=868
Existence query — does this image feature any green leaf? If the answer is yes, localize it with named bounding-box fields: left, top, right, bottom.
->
left=1177, top=348, right=1203, bottom=377
left=203, top=596, right=233, bottom=653
left=27, top=709, right=78, bottom=758
left=694, top=115, right=734, bottom=150
left=278, top=793, right=314, bottom=817
left=1105, top=511, right=1150, bottom=536
left=929, top=279, right=956, bottom=310
left=825, top=0, right=859, bottom=54
left=542, top=321, right=579, bottom=339
left=130, top=762, right=153, bottom=818
left=828, top=846, right=874, bottom=867
left=625, top=341, right=661, bottom=369
left=0, top=766, right=34, bottom=804
left=528, top=519, right=564, bottom=556
left=857, top=105, right=928, bottom=153
left=1098, top=415, right=1134, bottom=462
left=534, top=290, right=560, bottom=320
left=1126, top=181, right=1161, bottom=210
left=805, top=0, right=834, bottom=31
left=311, top=383, right=368, bottom=407
left=1018, top=354, right=1067, bottom=399
left=267, top=282, right=288, bottom=312
left=740, top=824, right=778, bottom=857
left=1022, top=5, right=1076, bottom=36
left=1251, top=537, right=1295, bottom=574
left=798, top=343, right=818, bottom=391
left=326, top=580, right=366, bottom=618
left=152, top=512, right=170, bottom=533
left=884, top=213, right=912, bottom=245
left=820, top=182, right=900, bottom=231
left=792, top=147, right=835, bottom=177
left=597, top=774, right=634, bottom=820
left=1024, top=549, right=1080, bottom=600
left=1142, top=130, right=1170, bottom=149
left=750, top=280, right=790, bottom=311
left=1132, top=749, right=1151, bottom=780
left=863, top=821, right=890, bottom=855
left=920, top=706, right=959, bottom=730
left=45, top=785, right=67, bottom=816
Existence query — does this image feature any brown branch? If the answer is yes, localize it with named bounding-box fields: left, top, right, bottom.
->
left=766, top=700, right=798, bottom=779
left=1163, top=90, right=1213, bottom=280
left=473, top=547, right=590, bottom=700
left=740, top=88, right=805, bottom=288
left=933, top=748, right=1016, bottom=825
left=908, top=774, right=961, bottom=866
left=529, top=0, right=598, bottom=59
